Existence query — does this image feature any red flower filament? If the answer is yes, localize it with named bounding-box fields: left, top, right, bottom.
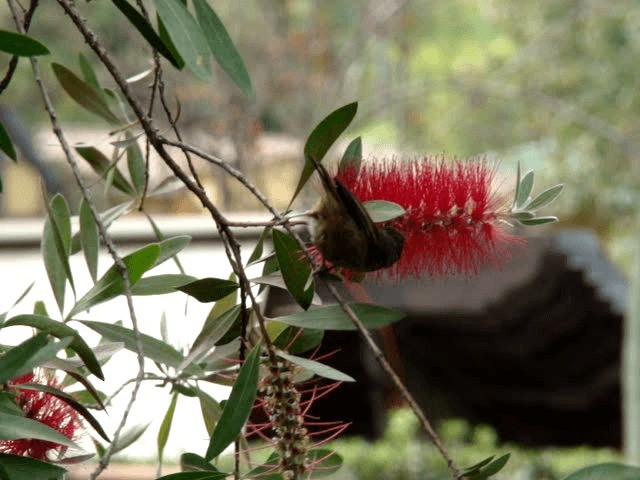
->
left=336, top=156, right=519, bottom=277
left=0, top=372, right=82, bottom=461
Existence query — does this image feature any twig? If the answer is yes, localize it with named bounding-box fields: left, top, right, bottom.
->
left=8, top=4, right=149, bottom=479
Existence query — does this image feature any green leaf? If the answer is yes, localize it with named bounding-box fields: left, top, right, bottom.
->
left=508, top=211, right=535, bottom=220
left=467, top=453, right=510, bottom=479
left=125, top=133, right=146, bottom=194
left=68, top=243, right=160, bottom=317
left=363, top=200, right=405, bottom=223
left=193, top=0, right=252, bottom=96
left=44, top=193, right=75, bottom=299
left=158, top=392, right=178, bottom=464
left=0, top=411, right=79, bottom=449
left=525, top=184, right=564, bottom=211
left=180, top=452, right=218, bottom=472
left=0, top=121, right=17, bottom=161
left=518, top=216, right=558, bottom=226
left=177, top=278, right=239, bottom=303
left=80, top=320, right=186, bottom=370
left=79, top=199, right=100, bottom=283
left=17, top=383, right=110, bottom=442
left=306, top=449, right=343, bottom=478
left=516, top=170, right=534, bottom=208
left=75, top=146, right=135, bottom=196
left=153, top=235, right=191, bottom=267
left=197, top=389, right=222, bottom=436
left=205, top=343, right=261, bottom=460
left=130, top=274, right=195, bottom=295
left=51, top=63, right=120, bottom=124
left=513, top=161, right=521, bottom=208
left=247, top=226, right=271, bottom=266
left=3, top=314, right=104, bottom=380
left=463, top=455, right=496, bottom=475
left=110, top=422, right=151, bottom=456
left=290, top=102, right=358, bottom=206
left=78, top=53, right=102, bottom=93
left=157, top=14, right=185, bottom=69
left=0, top=454, right=67, bottom=480
left=0, top=30, right=49, bottom=56
left=273, top=326, right=323, bottom=354
left=157, top=472, right=226, bottom=480
left=0, top=334, right=72, bottom=383
left=561, top=463, right=640, bottom=480
left=184, top=305, right=241, bottom=370
left=277, top=352, right=354, bottom=382
left=339, top=136, right=362, bottom=171
left=42, top=216, right=67, bottom=313
left=275, top=303, right=404, bottom=331
left=112, top=0, right=183, bottom=68
left=272, top=229, right=313, bottom=310
left=154, top=0, right=212, bottom=80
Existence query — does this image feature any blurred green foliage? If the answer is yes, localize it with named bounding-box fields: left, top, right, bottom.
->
left=329, top=409, right=621, bottom=480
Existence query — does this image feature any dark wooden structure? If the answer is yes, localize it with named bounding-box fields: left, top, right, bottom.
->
left=264, top=229, right=627, bottom=446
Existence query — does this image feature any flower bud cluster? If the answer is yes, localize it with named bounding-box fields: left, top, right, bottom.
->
left=260, top=359, right=309, bottom=479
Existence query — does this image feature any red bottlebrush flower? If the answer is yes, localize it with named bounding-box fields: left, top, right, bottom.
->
left=0, top=371, right=83, bottom=461
left=336, top=156, right=520, bottom=277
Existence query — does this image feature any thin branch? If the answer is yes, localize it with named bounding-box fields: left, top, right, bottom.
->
left=0, top=0, right=39, bottom=95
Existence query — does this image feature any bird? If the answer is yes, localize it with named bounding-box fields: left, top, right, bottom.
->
left=307, top=157, right=404, bottom=273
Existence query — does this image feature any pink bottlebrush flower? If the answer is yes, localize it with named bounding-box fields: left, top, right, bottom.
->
left=0, top=371, right=83, bottom=461
left=336, top=156, right=521, bottom=277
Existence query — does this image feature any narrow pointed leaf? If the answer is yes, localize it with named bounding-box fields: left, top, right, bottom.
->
left=290, top=102, right=358, bottom=206
left=518, top=216, right=558, bottom=226
left=126, top=133, right=146, bottom=194
left=0, top=411, right=79, bottom=449
left=111, top=422, right=151, bottom=455
left=277, top=352, right=354, bottom=382
left=44, top=194, right=75, bottom=297
left=193, top=0, right=252, bottom=96
left=525, top=184, right=564, bottom=211
left=112, top=0, right=183, bottom=68
left=272, top=229, right=313, bottom=310
left=0, top=121, right=17, bottom=161
left=17, top=383, right=110, bottom=442
left=275, top=303, right=405, bottom=331
left=515, top=170, right=534, bottom=208
left=177, top=278, right=239, bottom=303
left=197, top=389, right=222, bottom=436
left=158, top=392, right=178, bottom=464
left=154, top=0, right=211, bottom=80
left=363, top=200, right=405, bottom=223
left=131, top=274, right=195, bottom=295
left=75, top=146, right=135, bottom=195
left=0, top=334, right=51, bottom=383
left=0, top=30, right=49, bottom=56
left=0, top=455, right=66, bottom=480
left=305, top=449, right=343, bottom=478
left=80, top=199, right=100, bottom=283
left=51, top=63, right=120, bottom=124
left=340, top=136, right=362, bottom=171
left=4, top=314, right=104, bottom=380
left=246, top=226, right=271, bottom=266
left=153, top=235, right=191, bottom=267
left=273, top=326, right=323, bottom=354
left=42, top=218, right=67, bottom=314
left=157, top=472, right=226, bottom=480
left=80, top=320, right=186, bottom=370
left=78, top=52, right=101, bottom=93
left=180, top=452, right=218, bottom=472
left=68, top=243, right=160, bottom=317
left=157, top=14, right=185, bottom=69
left=205, top=343, right=261, bottom=460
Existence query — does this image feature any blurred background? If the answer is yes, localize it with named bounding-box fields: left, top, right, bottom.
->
left=0, top=1, right=638, bottom=478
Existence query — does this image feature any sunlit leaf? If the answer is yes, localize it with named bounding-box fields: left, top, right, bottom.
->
left=130, top=274, right=195, bottom=295
left=561, top=463, right=640, bottom=480
left=0, top=30, right=49, bottom=56
left=516, top=170, right=534, bottom=208
left=0, top=412, right=79, bottom=449
left=525, top=184, right=564, bottom=211
left=68, top=243, right=160, bottom=317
